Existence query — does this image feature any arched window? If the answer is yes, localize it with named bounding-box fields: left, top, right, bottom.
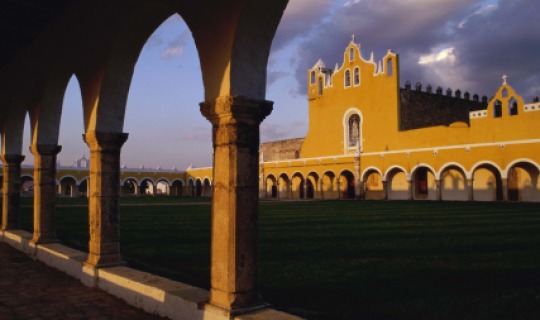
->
left=318, top=77, right=323, bottom=95
left=353, top=67, right=360, bottom=86
left=494, top=100, right=502, bottom=118
left=349, top=48, right=354, bottom=62
left=348, top=114, right=360, bottom=149
left=310, top=71, right=316, bottom=85
left=508, top=97, right=518, bottom=115
left=344, top=69, right=351, bottom=87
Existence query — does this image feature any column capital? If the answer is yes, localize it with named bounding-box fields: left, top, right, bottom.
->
left=1, top=154, right=25, bottom=166
left=200, top=95, right=273, bottom=125
left=83, top=131, right=128, bottom=151
left=30, top=144, right=62, bottom=156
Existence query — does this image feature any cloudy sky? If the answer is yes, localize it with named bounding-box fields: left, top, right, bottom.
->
left=22, top=0, right=540, bottom=169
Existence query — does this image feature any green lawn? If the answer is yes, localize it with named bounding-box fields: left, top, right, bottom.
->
left=17, top=197, right=540, bottom=319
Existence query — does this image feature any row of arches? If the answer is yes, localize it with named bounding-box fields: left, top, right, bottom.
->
left=263, top=159, right=540, bottom=202
left=14, top=175, right=213, bottom=198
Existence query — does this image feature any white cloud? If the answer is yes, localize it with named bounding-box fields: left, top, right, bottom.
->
left=418, top=47, right=456, bottom=65
left=162, top=46, right=184, bottom=59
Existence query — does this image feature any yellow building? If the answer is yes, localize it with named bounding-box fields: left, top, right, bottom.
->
left=260, top=38, right=540, bottom=202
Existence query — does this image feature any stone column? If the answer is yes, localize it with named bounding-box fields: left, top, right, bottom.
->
left=435, top=180, right=442, bottom=201
left=407, top=180, right=413, bottom=200
left=83, top=131, right=128, bottom=268
left=30, top=145, right=62, bottom=244
left=201, top=96, right=272, bottom=312
left=337, top=180, right=341, bottom=199
left=288, top=180, right=293, bottom=199
left=467, top=179, right=474, bottom=201
left=501, top=178, right=508, bottom=201
left=383, top=181, right=389, bottom=200
left=1, top=154, right=25, bottom=230
left=319, top=180, right=324, bottom=199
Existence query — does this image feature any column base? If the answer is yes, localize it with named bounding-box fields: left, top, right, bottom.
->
left=201, top=300, right=269, bottom=319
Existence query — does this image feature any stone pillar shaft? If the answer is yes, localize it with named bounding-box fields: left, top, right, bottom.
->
left=1, top=154, right=25, bottom=230
left=201, top=95, right=272, bottom=311
left=83, top=131, right=128, bottom=267
left=467, top=179, right=474, bottom=201
left=31, top=145, right=62, bottom=244
left=435, top=180, right=442, bottom=201
left=501, top=178, right=508, bottom=201
left=383, top=181, right=389, bottom=200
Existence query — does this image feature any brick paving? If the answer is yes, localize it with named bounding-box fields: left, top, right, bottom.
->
left=0, top=242, right=165, bottom=320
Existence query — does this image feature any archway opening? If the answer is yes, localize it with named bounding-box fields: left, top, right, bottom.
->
left=441, top=166, right=468, bottom=201
left=473, top=165, right=503, bottom=201
left=339, top=170, right=355, bottom=199
left=507, top=162, right=540, bottom=202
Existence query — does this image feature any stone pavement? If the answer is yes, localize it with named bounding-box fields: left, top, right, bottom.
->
left=0, top=242, right=165, bottom=320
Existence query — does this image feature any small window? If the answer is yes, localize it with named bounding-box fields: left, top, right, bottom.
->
left=318, top=77, right=323, bottom=95
left=386, top=58, right=393, bottom=76
left=344, top=70, right=351, bottom=87
left=502, top=88, right=508, bottom=98
left=310, top=71, right=316, bottom=85
left=349, top=48, right=354, bottom=62
left=494, top=100, right=502, bottom=118
left=353, top=67, right=360, bottom=86
left=508, top=98, right=518, bottom=115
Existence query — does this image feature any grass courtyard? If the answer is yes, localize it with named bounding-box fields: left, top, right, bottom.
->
left=17, top=197, right=540, bottom=319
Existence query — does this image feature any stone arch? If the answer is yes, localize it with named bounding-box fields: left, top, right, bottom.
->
left=122, top=177, right=140, bottom=196
left=278, top=173, right=290, bottom=199
left=202, top=177, right=212, bottom=197
left=505, top=159, right=540, bottom=202
left=338, top=170, right=355, bottom=199
left=440, top=164, right=468, bottom=201
left=58, top=175, right=79, bottom=197
left=265, top=174, right=278, bottom=199
left=385, top=166, right=409, bottom=200
left=291, top=172, right=305, bottom=199
left=362, top=168, right=384, bottom=200
left=306, top=172, right=319, bottom=199
left=410, top=165, right=437, bottom=200
left=471, top=162, right=503, bottom=201
left=194, top=178, right=203, bottom=197
left=156, top=178, right=171, bottom=196
left=140, top=177, right=156, bottom=195
left=321, top=171, right=336, bottom=199
left=171, top=179, right=184, bottom=197
left=20, top=174, right=34, bottom=197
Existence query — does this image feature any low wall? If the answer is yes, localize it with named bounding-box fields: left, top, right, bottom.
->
left=0, top=230, right=301, bottom=320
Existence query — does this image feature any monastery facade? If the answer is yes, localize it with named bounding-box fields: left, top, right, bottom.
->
left=260, top=39, right=540, bottom=202
left=4, top=39, right=540, bottom=203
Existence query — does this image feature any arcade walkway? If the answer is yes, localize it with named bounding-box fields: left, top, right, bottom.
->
left=0, top=242, right=163, bottom=320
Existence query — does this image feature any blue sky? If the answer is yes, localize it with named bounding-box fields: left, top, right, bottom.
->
left=21, top=0, right=540, bottom=169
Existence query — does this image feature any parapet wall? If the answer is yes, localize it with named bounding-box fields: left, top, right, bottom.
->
left=260, top=138, right=304, bottom=162
left=399, top=82, right=488, bottom=130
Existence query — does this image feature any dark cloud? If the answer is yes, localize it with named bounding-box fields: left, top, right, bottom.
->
left=268, top=71, right=289, bottom=86
left=284, top=0, right=539, bottom=100
left=271, top=0, right=333, bottom=52
left=451, top=0, right=540, bottom=99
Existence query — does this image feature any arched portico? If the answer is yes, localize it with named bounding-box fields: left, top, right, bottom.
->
left=58, top=176, right=78, bottom=197
left=265, top=174, right=278, bottom=199
left=385, top=167, right=409, bottom=200
left=278, top=173, right=291, bottom=199
left=506, top=160, right=540, bottom=202
left=291, top=172, right=305, bottom=199
left=472, top=163, right=503, bottom=201
left=1, top=0, right=290, bottom=314
left=171, top=179, right=184, bottom=197
left=306, top=172, right=319, bottom=199
left=440, top=164, right=469, bottom=201
left=362, top=168, right=384, bottom=200
left=410, top=166, right=437, bottom=200
left=321, top=171, right=336, bottom=199
left=338, top=170, right=355, bottom=199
